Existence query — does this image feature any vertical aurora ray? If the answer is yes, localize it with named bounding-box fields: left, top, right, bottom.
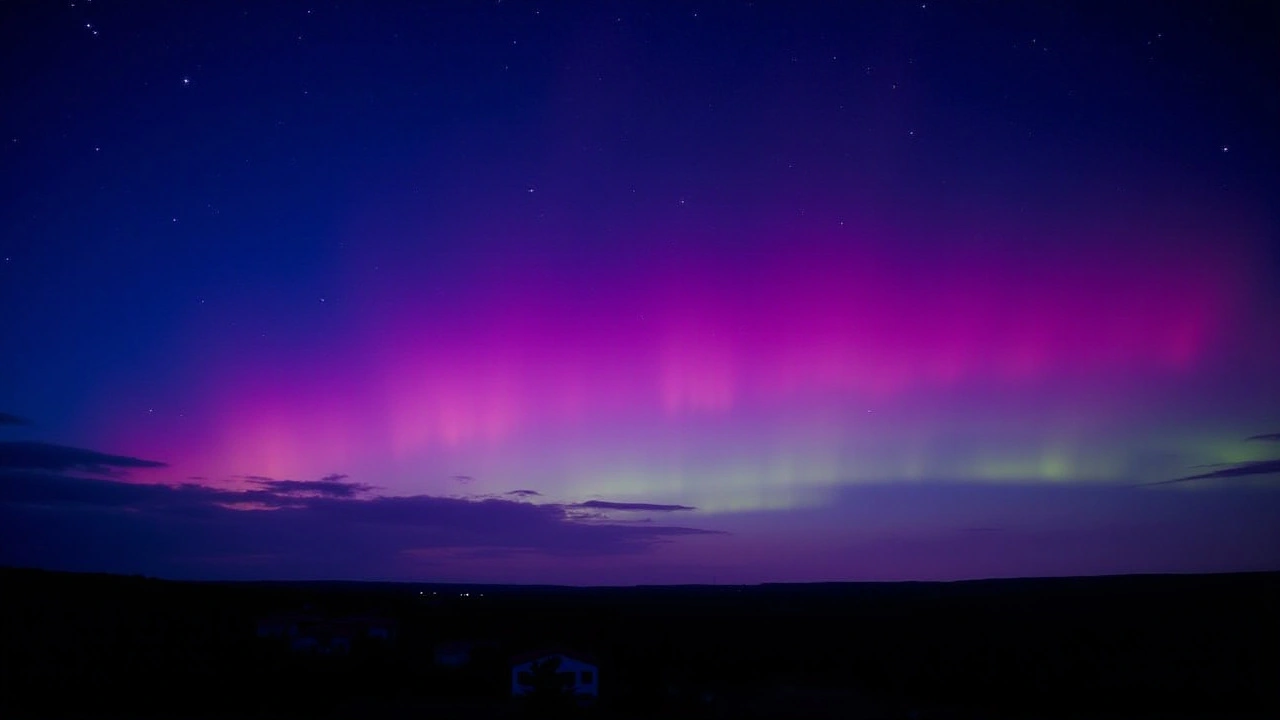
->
left=100, top=201, right=1272, bottom=511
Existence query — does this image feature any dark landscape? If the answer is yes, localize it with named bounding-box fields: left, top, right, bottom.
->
left=2, top=567, right=1276, bottom=719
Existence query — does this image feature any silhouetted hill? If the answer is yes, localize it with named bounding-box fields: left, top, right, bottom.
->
left=2, top=567, right=1276, bottom=718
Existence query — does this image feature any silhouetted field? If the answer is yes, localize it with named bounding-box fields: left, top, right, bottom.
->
left=1, top=568, right=1276, bottom=718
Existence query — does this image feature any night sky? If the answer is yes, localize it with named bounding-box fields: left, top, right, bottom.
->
left=2, top=1, right=1278, bottom=584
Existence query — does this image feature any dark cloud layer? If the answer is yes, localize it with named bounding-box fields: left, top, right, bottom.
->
left=1246, top=433, right=1280, bottom=443
left=1147, top=459, right=1280, bottom=486
left=575, top=500, right=696, bottom=512
left=0, top=413, right=30, bottom=426
left=0, top=463, right=720, bottom=580
left=0, top=441, right=167, bottom=474
left=247, top=475, right=374, bottom=498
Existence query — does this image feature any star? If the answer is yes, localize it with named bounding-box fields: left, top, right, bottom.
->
left=1220, top=145, right=1230, bottom=153
left=182, top=76, right=191, bottom=86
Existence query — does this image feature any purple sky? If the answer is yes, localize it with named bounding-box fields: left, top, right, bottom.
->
left=2, top=1, right=1278, bottom=583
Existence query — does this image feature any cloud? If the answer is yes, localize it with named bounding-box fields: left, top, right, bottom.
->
left=0, top=468, right=721, bottom=580
left=0, top=413, right=30, bottom=427
left=1144, top=459, right=1280, bottom=486
left=247, top=475, right=374, bottom=498
left=451, top=475, right=475, bottom=484
left=506, top=489, right=541, bottom=497
left=0, top=441, right=166, bottom=474
left=574, top=500, right=696, bottom=512
left=1246, top=433, right=1280, bottom=443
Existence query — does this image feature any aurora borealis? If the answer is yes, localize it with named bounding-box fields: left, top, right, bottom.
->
left=2, top=1, right=1278, bottom=583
